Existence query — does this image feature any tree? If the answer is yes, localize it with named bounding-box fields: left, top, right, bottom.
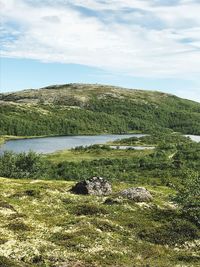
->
left=174, top=170, right=200, bottom=225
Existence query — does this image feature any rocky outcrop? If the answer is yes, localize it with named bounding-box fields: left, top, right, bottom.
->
left=120, top=187, right=153, bottom=202
left=71, top=176, right=112, bottom=196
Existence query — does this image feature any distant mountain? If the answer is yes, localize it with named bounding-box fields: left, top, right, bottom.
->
left=0, top=83, right=200, bottom=136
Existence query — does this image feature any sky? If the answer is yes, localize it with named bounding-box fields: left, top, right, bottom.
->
left=0, top=0, right=200, bottom=102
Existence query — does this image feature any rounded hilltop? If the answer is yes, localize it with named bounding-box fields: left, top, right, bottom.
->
left=0, top=83, right=175, bottom=106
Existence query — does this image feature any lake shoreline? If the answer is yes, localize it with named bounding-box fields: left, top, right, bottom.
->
left=0, top=133, right=146, bottom=154
left=0, top=133, right=199, bottom=155
left=1, top=130, right=200, bottom=145
left=0, top=131, right=143, bottom=145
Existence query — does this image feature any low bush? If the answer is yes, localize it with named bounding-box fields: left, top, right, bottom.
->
left=138, top=219, right=199, bottom=245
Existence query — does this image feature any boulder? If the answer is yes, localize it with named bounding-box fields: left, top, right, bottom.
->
left=71, top=176, right=112, bottom=196
left=120, top=187, right=153, bottom=202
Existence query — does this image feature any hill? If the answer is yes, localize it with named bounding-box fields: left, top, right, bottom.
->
left=0, top=83, right=200, bottom=136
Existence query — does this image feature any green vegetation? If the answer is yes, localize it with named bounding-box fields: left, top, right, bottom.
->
left=112, top=131, right=191, bottom=146
left=46, top=144, right=151, bottom=163
left=1, top=84, right=200, bottom=136
left=0, top=151, right=47, bottom=179
left=173, top=170, right=200, bottom=225
left=0, top=84, right=200, bottom=266
left=0, top=133, right=199, bottom=186
left=0, top=178, right=199, bottom=267
left=0, top=132, right=199, bottom=266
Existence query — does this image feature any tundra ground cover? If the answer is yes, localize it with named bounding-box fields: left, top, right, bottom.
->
left=0, top=178, right=199, bottom=267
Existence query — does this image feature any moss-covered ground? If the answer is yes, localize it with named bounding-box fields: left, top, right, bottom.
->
left=0, top=178, right=199, bottom=267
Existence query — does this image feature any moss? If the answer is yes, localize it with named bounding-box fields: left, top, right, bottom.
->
left=11, top=188, right=41, bottom=199
left=51, top=227, right=101, bottom=249
left=0, top=256, right=22, bottom=267
left=0, top=201, right=16, bottom=211
left=91, top=218, right=120, bottom=232
left=7, top=221, right=31, bottom=232
left=138, top=219, right=199, bottom=245
left=24, top=189, right=40, bottom=197
left=176, top=254, right=200, bottom=263
left=0, top=178, right=199, bottom=267
left=71, top=204, right=108, bottom=216
left=0, top=238, right=7, bottom=245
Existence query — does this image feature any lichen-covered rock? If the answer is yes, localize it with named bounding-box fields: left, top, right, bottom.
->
left=120, top=187, right=153, bottom=202
left=71, top=176, right=112, bottom=196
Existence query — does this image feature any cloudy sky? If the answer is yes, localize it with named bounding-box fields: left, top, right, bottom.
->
left=0, top=0, right=200, bottom=101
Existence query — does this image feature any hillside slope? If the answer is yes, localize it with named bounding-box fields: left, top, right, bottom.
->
left=0, top=83, right=200, bottom=136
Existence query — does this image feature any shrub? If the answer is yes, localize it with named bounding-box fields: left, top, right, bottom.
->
left=138, top=219, right=199, bottom=246
left=173, top=170, right=200, bottom=225
left=0, top=151, right=48, bottom=179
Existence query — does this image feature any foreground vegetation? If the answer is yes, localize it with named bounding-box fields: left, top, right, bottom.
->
left=0, top=130, right=199, bottom=266
left=1, top=84, right=200, bottom=136
left=0, top=178, right=200, bottom=267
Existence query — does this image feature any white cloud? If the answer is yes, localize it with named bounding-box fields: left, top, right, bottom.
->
left=0, top=0, right=200, bottom=88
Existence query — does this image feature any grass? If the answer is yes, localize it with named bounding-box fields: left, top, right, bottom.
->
left=0, top=177, right=199, bottom=267
left=44, top=147, right=152, bottom=163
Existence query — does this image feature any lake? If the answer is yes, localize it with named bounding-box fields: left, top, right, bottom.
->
left=0, top=134, right=199, bottom=155
left=186, top=135, right=200, bottom=143
left=0, top=134, right=146, bottom=154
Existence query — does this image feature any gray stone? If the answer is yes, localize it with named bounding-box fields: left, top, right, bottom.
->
left=120, top=187, right=153, bottom=202
left=71, top=176, right=112, bottom=196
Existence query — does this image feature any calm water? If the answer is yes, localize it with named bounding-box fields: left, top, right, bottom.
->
left=186, top=135, right=200, bottom=142
left=0, top=134, right=145, bottom=154
left=0, top=134, right=199, bottom=155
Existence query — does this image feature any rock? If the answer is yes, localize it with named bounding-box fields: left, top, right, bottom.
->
left=120, top=187, right=153, bottom=202
left=71, top=176, right=112, bottom=196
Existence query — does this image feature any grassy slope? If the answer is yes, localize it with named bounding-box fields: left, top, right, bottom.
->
left=1, top=177, right=199, bottom=267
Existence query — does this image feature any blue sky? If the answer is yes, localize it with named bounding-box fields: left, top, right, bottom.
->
left=0, top=0, right=200, bottom=102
